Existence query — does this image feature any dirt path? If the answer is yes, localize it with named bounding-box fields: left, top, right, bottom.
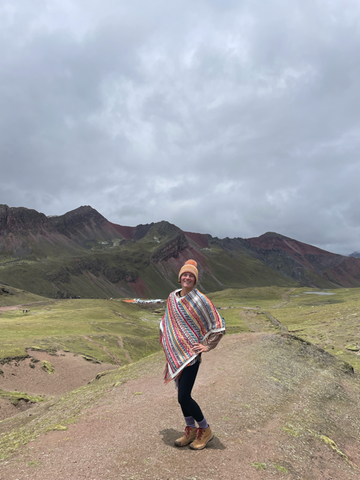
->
left=1, top=333, right=359, bottom=480
left=239, top=308, right=276, bottom=333
left=117, top=336, right=133, bottom=363
left=272, top=288, right=296, bottom=309
left=0, top=305, right=22, bottom=312
left=240, top=288, right=295, bottom=333
left=83, top=336, right=123, bottom=366
left=0, top=301, right=56, bottom=313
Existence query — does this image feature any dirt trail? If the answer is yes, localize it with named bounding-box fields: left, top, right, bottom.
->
left=83, top=335, right=123, bottom=366
left=1, top=333, right=359, bottom=480
left=117, top=336, right=133, bottom=363
left=272, top=288, right=296, bottom=309
left=0, top=301, right=55, bottom=312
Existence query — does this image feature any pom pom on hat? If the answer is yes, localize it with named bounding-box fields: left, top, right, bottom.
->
left=185, top=259, right=197, bottom=267
left=178, top=259, right=199, bottom=285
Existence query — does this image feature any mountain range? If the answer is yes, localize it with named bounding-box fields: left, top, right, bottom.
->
left=1, top=204, right=360, bottom=299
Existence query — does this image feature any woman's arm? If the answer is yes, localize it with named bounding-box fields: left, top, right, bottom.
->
left=193, top=332, right=223, bottom=353
left=205, top=332, right=223, bottom=351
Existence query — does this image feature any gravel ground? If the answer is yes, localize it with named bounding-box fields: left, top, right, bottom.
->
left=1, top=333, right=359, bottom=480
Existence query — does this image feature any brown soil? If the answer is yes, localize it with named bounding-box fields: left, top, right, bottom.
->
left=1, top=333, right=359, bottom=480
left=0, top=350, right=117, bottom=421
left=0, top=302, right=55, bottom=312
left=0, top=305, right=24, bottom=312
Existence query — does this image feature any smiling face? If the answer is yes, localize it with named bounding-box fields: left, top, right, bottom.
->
left=180, top=271, right=196, bottom=290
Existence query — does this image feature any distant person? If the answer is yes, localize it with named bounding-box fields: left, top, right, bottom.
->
left=159, top=260, right=225, bottom=450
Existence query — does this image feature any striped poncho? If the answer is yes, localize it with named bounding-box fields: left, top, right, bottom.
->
left=160, top=288, right=226, bottom=384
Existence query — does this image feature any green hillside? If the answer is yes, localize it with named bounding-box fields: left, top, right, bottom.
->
left=0, top=237, right=299, bottom=300
left=0, top=296, right=162, bottom=363
left=2, top=285, right=359, bottom=373
left=0, top=284, right=48, bottom=306
left=2, top=206, right=360, bottom=299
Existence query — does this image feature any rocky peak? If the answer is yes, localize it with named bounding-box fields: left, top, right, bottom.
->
left=0, top=204, right=52, bottom=234
left=147, top=221, right=180, bottom=239
left=49, top=206, right=107, bottom=232
left=132, top=223, right=154, bottom=241
left=134, top=221, right=180, bottom=242
left=259, top=231, right=283, bottom=237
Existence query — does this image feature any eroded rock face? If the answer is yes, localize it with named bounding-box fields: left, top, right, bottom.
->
left=132, top=223, right=154, bottom=241
left=48, top=205, right=108, bottom=236
left=0, top=205, right=126, bottom=256
left=0, top=205, right=53, bottom=235
left=244, top=232, right=360, bottom=288
left=150, top=233, right=188, bottom=263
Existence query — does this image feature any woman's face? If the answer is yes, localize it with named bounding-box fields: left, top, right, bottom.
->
left=180, top=272, right=196, bottom=289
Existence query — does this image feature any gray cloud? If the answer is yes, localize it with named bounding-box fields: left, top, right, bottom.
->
left=1, top=0, right=360, bottom=255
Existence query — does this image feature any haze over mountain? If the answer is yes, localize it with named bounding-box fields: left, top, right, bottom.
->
left=1, top=204, right=360, bottom=299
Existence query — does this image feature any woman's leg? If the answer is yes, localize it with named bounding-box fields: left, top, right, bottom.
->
left=175, top=360, right=213, bottom=449
left=177, top=361, right=204, bottom=422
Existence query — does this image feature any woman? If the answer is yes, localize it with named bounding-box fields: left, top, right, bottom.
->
left=160, top=259, right=226, bottom=450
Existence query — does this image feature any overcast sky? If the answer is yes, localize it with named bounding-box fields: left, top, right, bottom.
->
left=1, top=0, right=359, bottom=255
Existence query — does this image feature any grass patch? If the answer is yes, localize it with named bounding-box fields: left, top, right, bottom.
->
left=208, top=286, right=286, bottom=308
left=0, top=284, right=48, bottom=306
left=1, top=285, right=359, bottom=372
left=267, top=288, right=360, bottom=371
left=273, top=464, right=288, bottom=473
left=41, top=361, right=55, bottom=374
left=0, top=389, right=45, bottom=406
left=0, top=299, right=161, bottom=363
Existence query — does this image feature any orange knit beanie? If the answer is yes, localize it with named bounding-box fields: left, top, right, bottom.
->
left=178, top=259, right=198, bottom=285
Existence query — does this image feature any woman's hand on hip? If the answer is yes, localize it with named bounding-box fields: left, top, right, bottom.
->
left=193, top=342, right=208, bottom=354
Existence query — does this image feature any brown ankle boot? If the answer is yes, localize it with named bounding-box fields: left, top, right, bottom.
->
left=189, top=426, right=214, bottom=450
left=174, top=426, right=198, bottom=447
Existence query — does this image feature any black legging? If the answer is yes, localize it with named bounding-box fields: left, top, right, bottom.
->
left=177, top=359, right=204, bottom=421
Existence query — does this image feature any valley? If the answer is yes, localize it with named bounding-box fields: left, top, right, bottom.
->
left=1, top=204, right=360, bottom=478
left=1, top=285, right=359, bottom=419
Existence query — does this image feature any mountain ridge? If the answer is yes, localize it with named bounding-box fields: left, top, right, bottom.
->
left=1, top=204, right=360, bottom=298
